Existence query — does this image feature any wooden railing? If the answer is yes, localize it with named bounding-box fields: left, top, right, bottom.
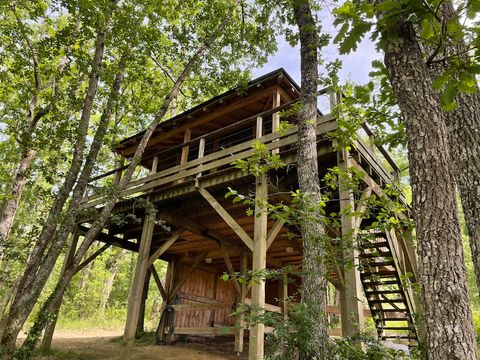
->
left=385, top=228, right=418, bottom=321
left=82, top=98, right=402, bottom=209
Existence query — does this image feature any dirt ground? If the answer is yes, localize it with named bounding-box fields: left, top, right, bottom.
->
left=31, top=330, right=248, bottom=360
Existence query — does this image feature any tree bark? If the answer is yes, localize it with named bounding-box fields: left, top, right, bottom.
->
left=292, top=1, right=328, bottom=358
left=383, top=20, right=477, bottom=359
left=426, top=1, right=480, bottom=298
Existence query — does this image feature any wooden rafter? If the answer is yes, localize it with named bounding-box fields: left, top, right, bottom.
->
left=148, top=229, right=184, bottom=267
left=151, top=265, right=167, bottom=300
left=75, top=243, right=111, bottom=274
left=220, top=246, right=242, bottom=295
left=198, top=187, right=254, bottom=251
left=266, top=220, right=284, bottom=250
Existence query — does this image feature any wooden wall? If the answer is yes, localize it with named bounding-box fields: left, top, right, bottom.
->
left=174, top=264, right=236, bottom=328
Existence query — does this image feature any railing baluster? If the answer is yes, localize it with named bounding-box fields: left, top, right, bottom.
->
left=195, top=137, right=206, bottom=183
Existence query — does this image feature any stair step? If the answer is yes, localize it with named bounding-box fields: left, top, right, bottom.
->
left=371, top=309, right=408, bottom=313
left=361, top=261, right=395, bottom=267
left=383, top=335, right=417, bottom=340
left=369, top=299, right=405, bottom=304
left=365, top=290, right=403, bottom=295
left=361, top=270, right=397, bottom=277
left=360, top=241, right=389, bottom=249
left=375, top=318, right=410, bottom=322
left=359, top=252, right=392, bottom=258
left=378, top=326, right=414, bottom=331
left=362, top=280, right=399, bottom=286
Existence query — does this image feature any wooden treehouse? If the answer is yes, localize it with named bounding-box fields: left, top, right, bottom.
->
left=79, top=69, right=420, bottom=358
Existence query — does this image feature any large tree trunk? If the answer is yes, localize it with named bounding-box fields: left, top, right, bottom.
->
left=383, top=20, right=477, bottom=359
left=13, top=5, right=239, bottom=357
left=0, top=7, right=116, bottom=354
left=292, top=1, right=327, bottom=358
left=427, top=1, right=480, bottom=297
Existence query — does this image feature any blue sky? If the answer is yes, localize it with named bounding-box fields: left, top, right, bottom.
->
left=252, top=7, right=381, bottom=111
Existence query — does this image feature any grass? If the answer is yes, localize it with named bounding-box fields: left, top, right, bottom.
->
left=34, top=348, right=94, bottom=360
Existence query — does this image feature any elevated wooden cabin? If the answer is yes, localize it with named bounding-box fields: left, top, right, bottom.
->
left=79, top=69, right=420, bottom=359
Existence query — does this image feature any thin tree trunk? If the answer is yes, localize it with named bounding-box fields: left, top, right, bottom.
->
left=99, top=250, right=125, bottom=316
left=382, top=19, right=477, bottom=359
left=14, top=5, right=239, bottom=357
left=292, top=1, right=327, bottom=358
left=426, top=1, right=480, bottom=298
left=0, top=149, right=36, bottom=254
left=0, top=6, right=117, bottom=353
left=40, top=230, right=80, bottom=352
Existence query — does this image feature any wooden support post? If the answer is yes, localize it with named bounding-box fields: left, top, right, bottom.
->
left=137, top=269, right=151, bottom=335
left=235, top=250, right=248, bottom=354
left=156, top=259, right=175, bottom=343
left=279, top=271, right=288, bottom=318
left=124, top=207, right=156, bottom=347
left=337, top=149, right=364, bottom=337
left=248, top=174, right=268, bottom=360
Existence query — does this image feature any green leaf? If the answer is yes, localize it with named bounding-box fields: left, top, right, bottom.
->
left=440, top=83, right=458, bottom=111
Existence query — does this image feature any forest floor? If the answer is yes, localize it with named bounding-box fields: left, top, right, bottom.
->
left=29, top=330, right=248, bottom=360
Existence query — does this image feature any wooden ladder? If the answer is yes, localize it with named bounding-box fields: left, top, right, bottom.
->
left=359, top=230, right=417, bottom=343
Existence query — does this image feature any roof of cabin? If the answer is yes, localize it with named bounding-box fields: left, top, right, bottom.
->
left=115, top=68, right=301, bottom=157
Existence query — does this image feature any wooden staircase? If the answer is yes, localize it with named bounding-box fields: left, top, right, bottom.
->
left=359, top=229, right=418, bottom=343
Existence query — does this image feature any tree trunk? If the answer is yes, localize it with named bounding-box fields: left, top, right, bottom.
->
left=427, top=1, right=480, bottom=298
left=99, top=250, right=125, bottom=317
left=0, top=149, right=36, bottom=258
left=0, top=8, right=117, bottom=353
left=383, top=20, right=477, bottom=359
left=12, top=5, right=239, bottom=357
left=292, top=1, right=328, bottom=358
left=40, top=230, right=80, bottom=352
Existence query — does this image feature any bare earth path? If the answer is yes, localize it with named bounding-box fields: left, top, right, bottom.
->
left=31, top=330, right=247, bottom=360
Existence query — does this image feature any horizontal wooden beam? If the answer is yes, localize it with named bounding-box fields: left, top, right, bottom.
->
left=171, top=303, right=232, bottom=311
left=172, top=327, right=235, bottom=336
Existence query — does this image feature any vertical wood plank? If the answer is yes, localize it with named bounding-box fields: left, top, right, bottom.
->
left=248, top=174, right=268, bottom=360
left=124, top=207, right=156, bottom=347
